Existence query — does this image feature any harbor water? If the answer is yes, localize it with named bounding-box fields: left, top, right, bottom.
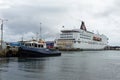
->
left=0, top=50, right=120, bottom=80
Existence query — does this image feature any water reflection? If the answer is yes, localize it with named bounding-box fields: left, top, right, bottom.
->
left=0, top=58, right=9, bottom=69
left=18, top=58, right=50, bottom=73
left=1, top=51, right=120, bottom=80
left=0, top=58, right=9, bottom=80
left=0, top=58, right=19, bottom=80
left=17, top=57, right=62, bottom=80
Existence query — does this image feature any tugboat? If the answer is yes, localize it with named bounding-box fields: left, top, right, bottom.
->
left=18, top=39, right=61, bottom=57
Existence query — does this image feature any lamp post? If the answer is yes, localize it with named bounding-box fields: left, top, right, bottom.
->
left=0, top=19, right=8, bottom=49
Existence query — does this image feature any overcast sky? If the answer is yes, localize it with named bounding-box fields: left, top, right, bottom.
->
left=0, top=0, right=120, bottom=45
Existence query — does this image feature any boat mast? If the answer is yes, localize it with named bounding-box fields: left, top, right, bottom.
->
left=40, top=22, right=42, bottom=40
left=36, top=32, right=39, bottom=41
left=21, top=35, right=23, bottom=41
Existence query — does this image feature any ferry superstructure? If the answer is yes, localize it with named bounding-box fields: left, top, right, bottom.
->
left=55, top=21, right=108, bottom=50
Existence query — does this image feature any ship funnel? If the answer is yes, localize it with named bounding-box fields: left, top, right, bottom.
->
left=80, top=21, right=87, bottom=31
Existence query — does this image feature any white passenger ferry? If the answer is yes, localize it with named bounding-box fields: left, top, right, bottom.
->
left=55, top=21, right=108, bottom=50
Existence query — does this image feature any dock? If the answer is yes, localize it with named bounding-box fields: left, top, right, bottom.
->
left=104, top=46, right=120, bottom=50
left=0, top=46, right=19, bottom=57
left=0, top=45, right=120, bottom=57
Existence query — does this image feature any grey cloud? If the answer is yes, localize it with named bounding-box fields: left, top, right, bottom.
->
left=1, top=0, right=120, bottom=45
left=94, top=0, right=120, bottom=18
left=1, top=3, right=68, bottom=36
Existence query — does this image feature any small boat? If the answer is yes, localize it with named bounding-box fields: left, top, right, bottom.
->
left=18, top=40, right=61, bottom=57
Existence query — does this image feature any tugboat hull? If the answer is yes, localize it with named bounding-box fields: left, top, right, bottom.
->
left=18, top=46, right=61, bottom=57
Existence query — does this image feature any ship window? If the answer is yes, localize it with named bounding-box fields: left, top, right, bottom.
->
left=38, top=45, right=43, bottom=48
left=60, top=34, right=73, bottom=39
left=74, top=41, right=76, bottom=43
left=25, top=43, right=29, bottom=46
left=29, top=44, right=31, bottom=46
left=32, top=43, right=35, bottom=47
left=41, top=45, right=43, bottom=48
left=38, top=45, right=40, bottom=47
left=34, top=44, right=37, bottom=47
left=29, top=44, right=32, bottom=46
left=80, top=33, right=91, bottom=40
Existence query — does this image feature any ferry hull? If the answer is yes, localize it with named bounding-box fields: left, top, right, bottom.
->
left=55, top=39, right=107, bottom=50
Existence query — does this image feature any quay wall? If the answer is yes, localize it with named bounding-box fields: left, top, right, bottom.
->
left=0, top=46, right=120, bottom=57
left=0, top=47, right=19, bottom=57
